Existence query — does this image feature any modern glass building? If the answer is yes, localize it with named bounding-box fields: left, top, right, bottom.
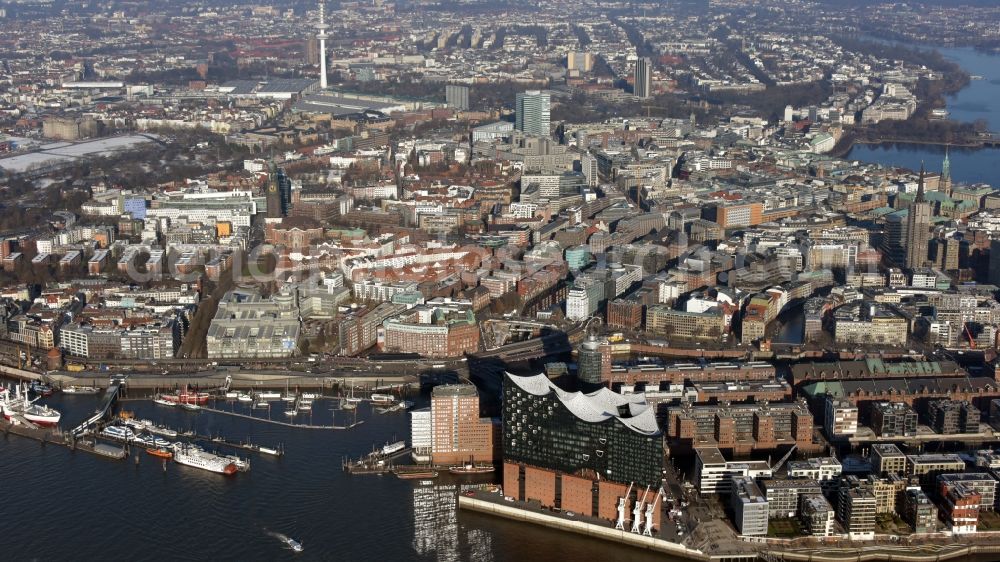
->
left=502, top=372, right=662, bottom=487
left=515, top=90, right=550, bottom=137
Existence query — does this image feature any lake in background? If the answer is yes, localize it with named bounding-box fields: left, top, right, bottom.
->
left=846, top=45, right=1000, bottom=187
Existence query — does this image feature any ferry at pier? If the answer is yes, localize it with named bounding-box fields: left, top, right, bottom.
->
left=101, top=425, right=135, bottom=440
left=172, top=445, right=238, bottom=475
left=382, top=440, right=405, bottom=456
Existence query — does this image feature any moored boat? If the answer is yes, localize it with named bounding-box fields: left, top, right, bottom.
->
left=381, top=440, right=405, bottom=456
left=172, top=445, right=238, bottom=475
left=153, top=397, right=175, bottom=407
left=237, top=393, right=253, bottom=403
left=28, top=381, right=54, bottom=396
left=23, top=402, right=61, bottom=427
left=448, top=464, right=495, bottom=475
left=144, top=422, right=178, bottom=438
left=146, top=447, right=173, bottom=459
left=62, top=385, right=100, bottom=395
left=394, top=468, right=438, bottom=480
left=160, top=389, right=211, bottom=405
left=370, top=393, right=396, bottom=404
left=180, top=402, right=201, bottom=412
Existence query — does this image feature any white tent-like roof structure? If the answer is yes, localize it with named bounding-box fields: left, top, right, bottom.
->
left=506, top=372, right=660, bottom=436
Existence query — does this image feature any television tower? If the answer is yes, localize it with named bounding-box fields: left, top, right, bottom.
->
left=316, top=2, right=328, bottom=89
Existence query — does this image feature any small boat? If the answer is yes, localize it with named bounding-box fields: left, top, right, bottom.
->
left=180, top=402, right=201, bottom=412
left=23, top=402, right=61, bottom=426
left=237, top=393, right=253, bottom=403
left=153, top=397, right=175, bottom=407
left=146, top=447, right=173, bottom=459
left=285, top=538, right=303, bottom=553
left=101, top=426, right=135, bottom=440
left=256, top=446, right=281, bottom=456
left=297, top=400, right=312, bottom=411
left=282, top=393, right=296, bottom=403
left=29, top=381, right=54, bottom=396
left=225, top=455, right=251, bottom=471
left=145, top=422, right=178, bottom=438
left=258, top=391, right=281, bottom=399
left=225, top=391, right=239, bottom=399
left=344, top=385, right=361, bottom=404
left=341, top=400, right=357, bottom=411
left=302, top=392, right=320, bottom=400
left=284, top=408, right=296, bottom=417
left=62, top=385, right=100, bottom=395
left=448, top=464, right=496, bottom=475
left=153, top=437, right=171, bottom=448
left=371, top=393, right=396, bottom=404
left=253, top=400, right=270, bottom=409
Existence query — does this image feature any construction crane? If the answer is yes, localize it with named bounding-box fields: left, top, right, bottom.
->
left=964, top=322, right=977, bottom=349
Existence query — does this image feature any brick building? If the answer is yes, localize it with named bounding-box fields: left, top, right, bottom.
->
left=502, top=372, right=662, bottom=529
left=429, top=385, right=496, bottom=466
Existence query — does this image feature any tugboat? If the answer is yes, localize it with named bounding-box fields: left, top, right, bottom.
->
left=146, top=447, right=173, bottom=459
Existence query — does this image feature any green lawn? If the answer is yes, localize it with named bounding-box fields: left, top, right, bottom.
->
left=768, top=518, right=804, bottom=538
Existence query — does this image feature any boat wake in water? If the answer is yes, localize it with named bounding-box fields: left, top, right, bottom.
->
left=265, top=530, right=303, bottom=552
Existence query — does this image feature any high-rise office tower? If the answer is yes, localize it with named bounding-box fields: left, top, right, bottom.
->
left=515, top=90, right=550, bottom=137
left=905, top=164, right=932, bottom=270
left=634, top=57, right=652, bottom=99
left=445, top=84, right=469, bottom=111
left=430, top=384, right=494, bottom=466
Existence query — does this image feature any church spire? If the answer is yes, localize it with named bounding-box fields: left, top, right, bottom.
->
left=916, top=161, right=926, bottom=203
left=941, top=146, right=952, bottom=191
